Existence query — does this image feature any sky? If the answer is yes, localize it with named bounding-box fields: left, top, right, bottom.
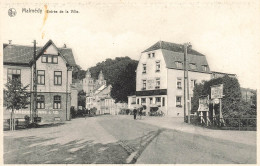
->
left=1, top=0, right=260, bottom=89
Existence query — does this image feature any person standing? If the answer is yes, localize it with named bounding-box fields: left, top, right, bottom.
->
left=133, top=108, right=137, bottom=120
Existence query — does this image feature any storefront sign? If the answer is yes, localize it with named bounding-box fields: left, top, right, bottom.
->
left=211, top=84, right=223, bottom=99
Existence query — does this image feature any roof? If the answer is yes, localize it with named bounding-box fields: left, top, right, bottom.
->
left=161, top=49, right=211, bottom=73
left=142, top=41, right=204, bottom=56
left=3, top=40, right=76, bottom=66
left=211, top=71, right=237, bottom=76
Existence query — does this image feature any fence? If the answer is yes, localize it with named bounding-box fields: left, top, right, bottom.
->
left=189, top=115, right=256, bottom=131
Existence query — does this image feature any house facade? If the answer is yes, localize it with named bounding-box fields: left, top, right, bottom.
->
left=3, top=40, right=76, bottom=123
left=129, top=41, right=212, bottom=117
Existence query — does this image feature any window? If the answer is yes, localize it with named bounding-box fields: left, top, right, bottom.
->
left=152, top=53, right=155, bottom=58
left=155, top=78, right=160, bottom=89
left=177, top=77, right=182, bottom=89
left=42, top=55, right=58, bottom=64
left=176, top=96, right=182, bottom=107
left=137, top=98, right=140, bottom=104
left=37, top=70, right=45, bottom=85
left=143, top=64, right=146, bottom=73
left=141, top=98, right=146, bottom=104
left=37, top=95, right=45, bottom=109
left=156, top=61, right=160, bottom=72
left=190, top=79, right=197, bottom=89
left=54, top=71, right=62, bottom=85
left=175, top=61, right=183, bottom=68
left=189, top=63, right=197, bottom=70
left=53, top=95, right=61, bottom=109
left=142, top=80, right=146, bottom=90
left=155, top=97, right=161, bottom=105
left=202, top=65, right=208, bottom=72
left=148, top=53, right=151, bottom=58
left=7, top=69, right=21, bottom=81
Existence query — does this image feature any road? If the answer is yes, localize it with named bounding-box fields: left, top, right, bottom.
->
left=3, top=115, right=256, bottom=164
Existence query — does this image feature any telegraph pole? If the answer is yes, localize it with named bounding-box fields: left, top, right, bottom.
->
left=183, top=42, right=191, bottom=123
left=32, top=40, right=37, bottom=123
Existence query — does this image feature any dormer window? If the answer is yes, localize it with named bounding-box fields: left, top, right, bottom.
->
left=175, top=61, right=183, bottom=69
left=42, top=55, right=58, bottom=64
left=202, top=65, right=208, bottom=72
left=189, top=63, right=197, bottom=70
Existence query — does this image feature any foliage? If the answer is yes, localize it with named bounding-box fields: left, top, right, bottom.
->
left=4, top=78, right=30, bottom=111
left=110, top=61, right=138, bottom=102
left=251, top=91, right=257, bottom=109
left=78, top=90, right=86, bottom=107
left=191, top=83, right=204, bottom=114
left=90, top=107, right=97, bottom=115
left=191, top=75, right=242, bottom=117
left=72, top=65, right=86, bottom=80
left=89, top=57, right=138, bottom=103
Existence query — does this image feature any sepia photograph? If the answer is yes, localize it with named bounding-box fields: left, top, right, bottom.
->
left=1, top=0, right=259, bottom=164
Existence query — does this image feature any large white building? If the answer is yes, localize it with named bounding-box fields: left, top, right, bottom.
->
left=128, top=41, right=212, bottom=117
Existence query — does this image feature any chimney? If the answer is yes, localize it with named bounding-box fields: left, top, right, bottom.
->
left=63, top=44, right=67, bottom=48
left=8, top=40, right=12, bottom=44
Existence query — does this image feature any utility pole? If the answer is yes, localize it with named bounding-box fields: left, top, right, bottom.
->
left=32, top=40, right=37, bottom=123
left=183, top=42, right=191, bottom=123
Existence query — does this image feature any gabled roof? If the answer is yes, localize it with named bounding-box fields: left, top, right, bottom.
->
left=142, top=41, right=204, bottom=56
left=3, top=40, right=76, bottom=66
left=161, top=49, right=211, bottom=73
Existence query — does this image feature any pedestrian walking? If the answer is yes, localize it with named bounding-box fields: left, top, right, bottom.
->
left=139, top=108, right=143, bottom=120
left=133, top=108, right=137, bottom=120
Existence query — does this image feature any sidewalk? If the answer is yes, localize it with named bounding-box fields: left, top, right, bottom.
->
left=131, top=116, right=256, bottom=164
left=124, top=115, right=256, bottom=146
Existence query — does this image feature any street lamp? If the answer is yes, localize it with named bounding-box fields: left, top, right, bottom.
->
left=183, top=42, right=192, bottom=123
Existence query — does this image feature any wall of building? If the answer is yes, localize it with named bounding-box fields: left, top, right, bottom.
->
left=167, top=69, right=211, bottom=117
left=136, top=50, right=168, bottom=91
left=36, top=55, right=70, bottom=93
left=71, top=88, right=78, bottom=108
left=3, top=65, right=32, bottom=90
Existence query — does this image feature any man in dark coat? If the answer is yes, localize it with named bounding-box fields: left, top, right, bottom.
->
left=133, top=108, right=137, bottom=120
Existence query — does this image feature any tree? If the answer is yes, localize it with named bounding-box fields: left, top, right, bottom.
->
left=111, top=61, right=138, bottom=102
left=4, top=78, right=30, bottom=130
left=191, top=75, right=242, bottom=117
left=78, top=90, right=86, bottom=108
left=88, top=57, right=138, bottom=102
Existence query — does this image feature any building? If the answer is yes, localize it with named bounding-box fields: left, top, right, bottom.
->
left=3, top=40, right=76, bottom=123
left=129, top=41, right=212, bottom=117
left=82, top=70, right=106, bottom=94
left=84, top=71, right=126, bottom=115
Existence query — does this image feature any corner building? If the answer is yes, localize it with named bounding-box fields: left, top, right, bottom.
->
left=134, top=41, right=211, bottom=117
left=3, top=40, right=76, bottom=123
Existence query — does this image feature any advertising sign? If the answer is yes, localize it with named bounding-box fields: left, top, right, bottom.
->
left=211, top=84, right=223, bottom=99
left=198, top=96, right=209, bottom=112
left=147, top=79, right=155, bottom=90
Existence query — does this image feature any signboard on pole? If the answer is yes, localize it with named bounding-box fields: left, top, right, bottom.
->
left=211, top=84, right=223, bottom=99
left=198, top=95, right=209, bottom=112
